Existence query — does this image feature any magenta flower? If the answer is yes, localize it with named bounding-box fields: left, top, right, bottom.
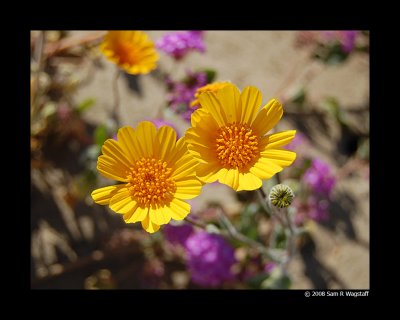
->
left=339, top=30, right=358, bottom=53
left=156, top=31, right=205, bottom=60
left=294, top=196, right=330, bottom=225
left=163, top=223, right=194, bottom=246
left=185, top=231, right=236, bottom=287
left=165, top=70, right=208, bottom=122
left=264, top=262, right=277, bottom=273
left=303, top=158, right=336, bottom=197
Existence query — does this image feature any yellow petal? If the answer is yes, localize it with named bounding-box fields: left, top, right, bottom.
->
left=124, top=206, right=148, bottom=223
left=250, top=156, right=284, bottom=180
left=237, top=172, right=262, bottom=191
left=218, top=169, right=240, bottom=190
left=141, top=214, right=160, bottom=233
left=261, top=130, right=296, bottom=150
left=191, top=107, right=211, bottom=127
left=117, top=126, right=140, bottom=162
left=239, top=86, right=262, bottom=124
left=91, top=184, right=127, bottom=205
left=171, top=156, right=199, bottom=181
left=163, top=137, right=188, bottom=166
left=174, top=178, right=203, bottom=199
left=109, top=189, right=137, bottom=214
left=149, top=206, right=171, bottom=225
left=198, top=91, right=228, bottom=127
left=165, top=198, right=191, bottom=220
left=260, top=149, right=297, bottom=167
left=135, top=121, right=157, bottom=158
left=215, top=84, right=240, bottom=123
left=251, top=99, right=283, bottom=136
left=155, top=125, right=177, bottom=160
left=97, top=155, right=129, bottom=182
left=101, top=139, right=132, bottom=171
left=186, top=141, right=216, bottom=164
left=196, top=163, right=223, bottom=183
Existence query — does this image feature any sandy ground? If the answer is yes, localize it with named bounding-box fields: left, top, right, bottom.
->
left=32, top=31, right=369, bottom=289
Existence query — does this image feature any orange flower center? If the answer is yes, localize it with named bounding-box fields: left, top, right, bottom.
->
left=127, top=158, right=176, bottom=206
left=215, top=123, right=260, bottom=169
left=115, top=42, right=139, bottom=65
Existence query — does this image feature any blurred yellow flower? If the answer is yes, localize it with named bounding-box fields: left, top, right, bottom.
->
left=100, top=31, right=158, bottom=75
left=91, top=122, right=202, bottom=233
left=190, top=81, right=231, bottom=108
left=185, top=84, right=296, bottom=191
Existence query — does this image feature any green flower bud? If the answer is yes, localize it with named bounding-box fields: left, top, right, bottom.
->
left=269, top=184, right=295, bottom=208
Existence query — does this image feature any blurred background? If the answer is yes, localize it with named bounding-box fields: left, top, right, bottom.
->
left=31, top=30, right=369, bottom=289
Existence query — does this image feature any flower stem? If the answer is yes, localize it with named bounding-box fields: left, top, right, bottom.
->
left=185, top=212, right=280, bottom=262
left=282, top=209, right=295, bottom=271
left=112, top=68, right=121, bottom=127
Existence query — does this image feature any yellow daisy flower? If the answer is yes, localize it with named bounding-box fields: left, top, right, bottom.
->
left=100, top=31, right=158, bottom=75
left=91, top=122, right=203, bottom=233
left=185, top=84, right=297, bottom=191
left=190, top=81, right=231, bottom=108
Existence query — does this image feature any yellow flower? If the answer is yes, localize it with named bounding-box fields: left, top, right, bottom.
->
left=91, top=122, right=202, bottom=233
left=185, top=84, right=296, bottom=191
left=190, top=81, right=231, bottom=108
left=100, top=31, right=158, bottom=75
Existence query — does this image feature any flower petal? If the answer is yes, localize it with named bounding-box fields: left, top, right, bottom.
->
left=237, top=172, right=262, bottom=191
left=218, top=169, right=240, bottom=190
left=196, top=163, right=223, bottom=183
left=260, top=149, right=297, bottom=167
left=239, top=86, right=262, bottom=124
left=91, top=184, right=127, bottom=205
left=109, top=189, right=137, bottom=214
left=191, top=107, right=212, bottom=127
left=171, top=154, right=200, bottom=180
left=250, top=156, right=284, bottom=180
left=101, top=139, right=133, bottom=170
left=215, top=84, right=240, bottom=123
left=163, top=137, right=188, bottom=166
left=155, top=125, right=177, bottom=160
left=198, top=91, right=228, bottom=127
left=141, top=214, right=160, bottom=233
left=261, top=130, right=296, bottom=150
left=124, top=206, right=148, bottom=223
left=97, top=155, right=129, bottom=182
left=149, top=206, right=171, bottom=225
left=174, top=178, right=203, bottom=199
left=134, top=121, right=157, bottom=158
left=251, top=99, right=283, bottom=136
left=165, top=198, right=191, bottom=220
left=117, top=126, right=141, bottom=162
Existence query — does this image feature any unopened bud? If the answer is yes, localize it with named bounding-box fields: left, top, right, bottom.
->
left=269, top=184, right=294, bottom=208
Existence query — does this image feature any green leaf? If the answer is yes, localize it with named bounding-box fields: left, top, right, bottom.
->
left=77, top=98, right=95, bottom=113
left=246, top=272, right=270, bottom=289
left=291, top=88, right=307, bottom=105
left=94, top=125, right=109, bottom=147
left=197, top=68, right=217, bottom=83
left=206, top=224, right=221, bottom=234
left=261, top=268, right=291, bottom=289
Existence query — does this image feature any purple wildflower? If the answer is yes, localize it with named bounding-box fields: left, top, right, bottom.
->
left=156, top=31, right=205, bottom=60
left=264, top=262, right=277, bottom=273
left=308, top=197, right=330, bottom=222
left=185, top=231, right=236, bottom=287
left=339, top=30, right=358, bottom=53
left=303, top=158, right=336, bottom=197
left=165, top=70, right=208, bottom=122
left=294, top=196, right=330, bottom=225
left=163, top=223, right=194, bottom=247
